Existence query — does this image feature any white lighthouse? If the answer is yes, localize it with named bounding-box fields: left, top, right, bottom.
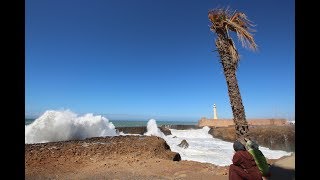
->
left=213, top=104, right=218, bottom=120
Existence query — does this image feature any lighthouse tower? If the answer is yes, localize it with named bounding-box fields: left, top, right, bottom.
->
left=213, top=104, right=218, bottom=120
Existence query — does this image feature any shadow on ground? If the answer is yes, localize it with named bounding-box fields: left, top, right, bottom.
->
left=268, top=165, right=295, bottom=180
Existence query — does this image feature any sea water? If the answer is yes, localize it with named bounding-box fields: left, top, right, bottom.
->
left=25, top=110, right=292, bottom=166
left=25, top=118, right=197, bottom=127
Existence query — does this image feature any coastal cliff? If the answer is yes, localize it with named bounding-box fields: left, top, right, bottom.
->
left=208, top=125, right=295, bottom=152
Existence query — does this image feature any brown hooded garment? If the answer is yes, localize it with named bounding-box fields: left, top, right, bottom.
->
left=229, top=150, right=263, bottom=180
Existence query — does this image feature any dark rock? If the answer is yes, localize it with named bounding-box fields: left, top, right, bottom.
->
left=115, top=125, right=199, bottom=136
left=208, top=127, right=235, bottom=142
left=208, top=125, right=295, bottom=152
left=248, top=125, right=295, bottom=152
left=177, top=139, right=189, bottom=149
left=116, top=127, right=147, bottom=135
left=159, top=126, right=172, bottom=135
left=161, top=124, right=200, bottom=130
left=173, top=153, right=181, bottom=161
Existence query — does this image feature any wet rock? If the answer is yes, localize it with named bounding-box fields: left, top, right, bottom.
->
left=208, top=125, right=295, bottom=152
left=178, top=139, right=189, bottom=149
left=116, top=127, right=147, bottom=135
left=161, top=125, right=200, bottom=130
left=172, top=153, right=181, bottom=161
left=159, top=126, right=172, bottom=135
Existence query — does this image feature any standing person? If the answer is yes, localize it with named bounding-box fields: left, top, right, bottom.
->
left=229, top=140, right=263, bottom=180
left=246, top=140, right=271, bottom=179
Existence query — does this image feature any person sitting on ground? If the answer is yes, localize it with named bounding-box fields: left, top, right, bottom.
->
left=246, top=140, right=271, bottom=178
left=229, top=140, right=263, bottom=180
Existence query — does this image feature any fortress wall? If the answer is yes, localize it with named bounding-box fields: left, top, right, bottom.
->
left=198, top=119, right=233, bottom=127
left=198, top=117, right=288, bottom=127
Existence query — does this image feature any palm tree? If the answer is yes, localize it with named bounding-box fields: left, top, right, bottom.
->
left=208, top=8, right=258, bottom=141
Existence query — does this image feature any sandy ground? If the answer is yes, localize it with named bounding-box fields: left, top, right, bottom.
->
left=267, top=153, right=295, bottom=180
left=25, top=136, right=294, bottom=180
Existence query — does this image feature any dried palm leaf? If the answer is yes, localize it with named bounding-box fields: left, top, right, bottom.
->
left=208, top=8, right=258, bottom=51
left=226, top=19, right=257, bottom=51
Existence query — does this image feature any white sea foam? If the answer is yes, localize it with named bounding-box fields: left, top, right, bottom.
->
left=143, top=119, right=165, bottom=138
left=143, top=121, right=293, bottom=166
left=25, top=110, right=118, bottom=144
left=164, top=126, right=292, bottom=166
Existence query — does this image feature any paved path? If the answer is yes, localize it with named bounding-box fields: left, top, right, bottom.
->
left=273, top=154, right=295, bottom=170
left=268, top=154, right=295, bottom=180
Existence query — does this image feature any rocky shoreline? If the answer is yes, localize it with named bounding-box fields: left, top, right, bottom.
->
left=117, top=124, right=295, bottom=152
left=25, top=136, right=229, bottom=179
left=208, top=125, right=295, bottom=152
left=115, top=125, right=200, bottom=136
left=26, top=125, right=295, bottom=179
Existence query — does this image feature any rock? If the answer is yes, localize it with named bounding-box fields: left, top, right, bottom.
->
left=208, top=125, right=295, bottom=152
left=178, top=139, right=189, bottom=149
left=173, top=153, right=181, bottom=161
left=115, top=127, right=147, bottom=135
left=159, top=126, right=172, bottom=135
left=162, top=125, right=200, bottom=130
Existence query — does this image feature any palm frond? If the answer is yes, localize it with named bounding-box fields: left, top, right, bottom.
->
left=226, top=19, right=257, bottom=51
left=227, top=12, right=257, bottom=51
left=208, top=8, right=258, bottom=51
left=208, top=9, right=228, bottom=31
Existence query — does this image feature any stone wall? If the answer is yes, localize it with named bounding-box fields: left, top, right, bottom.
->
left=198, top=117, right=289, bottom=127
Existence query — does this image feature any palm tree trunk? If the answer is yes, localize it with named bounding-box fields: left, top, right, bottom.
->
left=215, top=36, right=249, bottom=140
left=222, top=62, right=249, bottom=139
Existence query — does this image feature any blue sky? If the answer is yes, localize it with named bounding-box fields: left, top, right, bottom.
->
left=25, top=0, right=295, bottom=121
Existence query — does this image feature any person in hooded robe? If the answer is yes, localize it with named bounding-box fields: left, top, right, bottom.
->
left=246, top=140, right=271, bottom=179
left=229, top=140, right=263, bottom=180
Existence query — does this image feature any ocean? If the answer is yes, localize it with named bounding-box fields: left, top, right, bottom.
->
left=25, top=110, right=292, bottom=166
left=25, top=118, right=197, bottom=127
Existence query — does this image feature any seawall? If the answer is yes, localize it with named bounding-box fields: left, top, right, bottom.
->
left=198, top=118, right=289, bottom=127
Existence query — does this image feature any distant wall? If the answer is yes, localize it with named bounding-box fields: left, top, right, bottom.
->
left=198, top=117, right=289, bottom=127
